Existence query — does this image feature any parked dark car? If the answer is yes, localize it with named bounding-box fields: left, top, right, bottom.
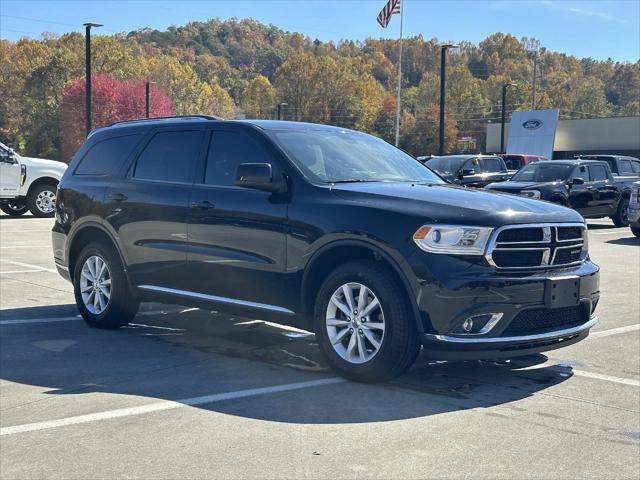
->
left=628, top=181, right=640, bottom=237
left=52, top=117, right=600, bottom=382
left=425, top=154, right=512, bottom=188
left=486, top=160, right=634, bottom=226
left=500, top=153, right=548, bottom=171
left=577, top=155, right=640, bottom=179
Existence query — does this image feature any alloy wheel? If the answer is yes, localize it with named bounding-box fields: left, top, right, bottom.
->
left=80, top=255, right=112, bottom=315
left=325, top=282, right=385, bottom=364
left=35, top=190, right=56, bottom=214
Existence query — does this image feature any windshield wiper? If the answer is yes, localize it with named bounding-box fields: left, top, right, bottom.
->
left=328, top=179, right=383, bottom=184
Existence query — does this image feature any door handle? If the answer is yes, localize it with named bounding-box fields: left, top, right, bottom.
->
left=191, top=200, right=215, bottom=210
left=107, top=193, right=128, bottom=202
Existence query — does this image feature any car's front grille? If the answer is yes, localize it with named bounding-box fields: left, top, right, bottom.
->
left=503, top=306, right=588, bottom=335
left=487, top=223, right=586, bottom=269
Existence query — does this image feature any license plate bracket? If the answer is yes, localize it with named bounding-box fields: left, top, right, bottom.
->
left=545, top=276, right=580, bottom=308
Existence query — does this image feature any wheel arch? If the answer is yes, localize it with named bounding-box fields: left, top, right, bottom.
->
left=26, top=176, right=59, bottom=197
left=67, top=222, right=130, bottom=288
left=300, top=239, right=423, bottom=335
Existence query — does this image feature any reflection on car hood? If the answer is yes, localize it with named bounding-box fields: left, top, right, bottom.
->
left=330, top=182, right=581, bottom=227
left=486, top=181, right=563, bottom=190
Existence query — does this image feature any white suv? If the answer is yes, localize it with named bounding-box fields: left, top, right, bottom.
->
left=0, top=142, right=67, bottom=217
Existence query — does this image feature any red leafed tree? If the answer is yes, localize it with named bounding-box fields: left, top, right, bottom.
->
left=60, top=74, right=174, bottom=161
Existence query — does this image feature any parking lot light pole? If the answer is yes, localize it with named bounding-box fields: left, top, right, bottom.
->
left=277, top=102, right=288, bottom=120
left=439, top=44, right=459, bottom=156
left=145, top=81, right=156, bottom=118
left=501, top=83, right=517, bottom=153
left=83, top=22, right=103, bottom=137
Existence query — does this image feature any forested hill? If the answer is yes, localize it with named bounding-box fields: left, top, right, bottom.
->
left=1, top=17, right=639, bottom=160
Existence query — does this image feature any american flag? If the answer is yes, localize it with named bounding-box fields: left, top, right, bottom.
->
left=376, top=0, right=401, bottom=28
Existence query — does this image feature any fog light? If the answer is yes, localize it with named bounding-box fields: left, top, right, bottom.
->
left=462, top=318, right=473, bottom=332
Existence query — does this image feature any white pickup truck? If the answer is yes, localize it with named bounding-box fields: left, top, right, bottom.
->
left=0, top=142, right=67, bottom=217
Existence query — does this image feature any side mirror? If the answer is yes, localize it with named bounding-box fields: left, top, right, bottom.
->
left=2, top=148, right=18, bottom=164
left=570, top=178, right=585, bottom=186
left=235, top=163, right=286, bottom=193
left=460, top=168, right=476, bottom=177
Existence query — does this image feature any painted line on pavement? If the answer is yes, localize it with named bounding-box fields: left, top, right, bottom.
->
left=0, top=260, right=56, bottom=273
left=589, top=324, right=640, bottom=338
left=1, top=245, right=50, bottom=249
left=0, top=309, right=195, bottom=326
left=590, top=230, right=628, bottom=236
left=0, top=377, right=344, bottom=436
left=572, top=369, right=640, bottom=387
left=1, top=269, right=48, bottom=274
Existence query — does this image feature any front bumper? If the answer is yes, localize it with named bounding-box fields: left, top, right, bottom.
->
left=408, top=251, right=600, bottom=360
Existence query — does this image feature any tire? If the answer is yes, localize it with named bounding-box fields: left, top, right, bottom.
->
left=632, top=226, right=640, bottom=238
left=0, top=202, right=28, bottom=216
left=611, top=197, right=630, bottom=227
left=550, top=196, right=568, bottom=207
left=313, top=260, right=420, bottom=383
left=73, top=240, right=139, bottom=329
left=27, top=183, right=57, bottom=218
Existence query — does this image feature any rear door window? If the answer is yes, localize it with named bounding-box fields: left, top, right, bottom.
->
left=618, top=160, right=634, bottom=174
left=482, top=157, right=504, bottom=173
left=588, top=164, right=608, bottom=182
left=572, top=166, right=590, bottom=182
left=132, top=130, right=203, bottom=183
left=502, top=156, right=522, bottom=170
left=632, top=161, right=640, bottom=173
left=75, top=134, right=141, bottom=176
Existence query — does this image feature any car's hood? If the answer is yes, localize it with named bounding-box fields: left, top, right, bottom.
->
left=21, top=156, right=67, bottom=172
left=486, top=181, right=562, bottom=191
left=330, top=182, right=582, bottom=226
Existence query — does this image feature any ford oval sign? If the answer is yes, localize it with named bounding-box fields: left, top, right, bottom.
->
left=522, top=119, right=543, bottom=130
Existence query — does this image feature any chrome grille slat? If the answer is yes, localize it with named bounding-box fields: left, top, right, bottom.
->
left=486, top=223, right=586, bottom=270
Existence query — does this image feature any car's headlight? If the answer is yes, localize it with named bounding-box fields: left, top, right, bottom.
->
left=520, top=190, right=541, bottom=199
left=413, top=225, right=493, bottom=255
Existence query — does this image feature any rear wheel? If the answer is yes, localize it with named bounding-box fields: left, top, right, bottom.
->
left=73, top=241, right=139, bottom=329
left=27, top=183, right=57, bottom=218
left=611, top=197, right=630, bottom=227
left=0, top=201, right=28, bottom=216
left=314, top=260, right=420, bottom=383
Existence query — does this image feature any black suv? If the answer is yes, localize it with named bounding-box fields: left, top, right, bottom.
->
left=424, top=154, right=512, bottom=188
left=53, top=117, right=600, bottom=382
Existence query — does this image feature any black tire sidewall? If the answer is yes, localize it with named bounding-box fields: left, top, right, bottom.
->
left=612, top=198, right=630, bottom=227
left=0, top=203, right=28, bottom=216
left=27, top=183, right=57, bottom=218
left=73, top=242, right=136, bottom=329
left=313, top=260, right=418, bottom=382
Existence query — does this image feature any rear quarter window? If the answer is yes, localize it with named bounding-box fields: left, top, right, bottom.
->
left=75, top=134, right=142, bottom=176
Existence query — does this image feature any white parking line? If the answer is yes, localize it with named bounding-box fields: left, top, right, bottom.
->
left=590, top=324, right=640, bottom=338
left=0, top=260, right=56, bottom=273
left=572, top=370, right=640, bottom=387
left=1, top=245, right=50, bottom=249
left=0, top=316, right=81, bottom=325
left=590, top=230, right=628, bottom=236
left=0, top=269, right=47, bottom=274
left=0, top=377, right=344, bottom=436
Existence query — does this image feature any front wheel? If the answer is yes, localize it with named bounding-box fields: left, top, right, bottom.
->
left=73, top=241, right=139, bottom=329
left=27, top=183, right=57, bottom=218
left=632, top=226, right=640, bottom=238
left=611, top=197, right=630, bottom=227
left=313, top=260, right=420, bottom=383
left=0, top=201, right=28, bottom=216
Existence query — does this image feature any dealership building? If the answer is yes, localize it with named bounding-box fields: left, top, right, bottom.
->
left=486, top=115, right=640, bottom=159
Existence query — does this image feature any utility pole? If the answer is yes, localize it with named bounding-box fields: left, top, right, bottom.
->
left=277, top=102, right=288, bottom=120
left=83, top=22, right=103, bottom=136
left=501, top=83, right=516, bottom=153
left=145, top=82, right=150, bottom=118
left=439, top=44, right=459, bottom=156
left=531, top=50, right=538, bottom=110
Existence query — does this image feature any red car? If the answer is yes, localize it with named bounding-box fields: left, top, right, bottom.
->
left=500, top=154, right=548, bottom=172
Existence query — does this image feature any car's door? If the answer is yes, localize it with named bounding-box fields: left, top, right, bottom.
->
left=103, top=127, right=206, bottom=290
left=0, top=147, right=21, bottom=197
left=567, top=165, right=595, bottom=215
left=458, top=157, right=483, bottom=187
left=185, top=126, right=290, bottom=311
left=588, top=164, right=618, bottom=214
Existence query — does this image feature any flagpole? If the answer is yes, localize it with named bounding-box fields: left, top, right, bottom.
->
left=394, top=0, right=403, bottom=146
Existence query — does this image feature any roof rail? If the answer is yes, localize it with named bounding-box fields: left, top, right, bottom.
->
left=108, top=115, right=223, bottom=127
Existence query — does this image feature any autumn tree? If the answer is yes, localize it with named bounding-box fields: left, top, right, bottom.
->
left=241, top=75, right=276, bottom=118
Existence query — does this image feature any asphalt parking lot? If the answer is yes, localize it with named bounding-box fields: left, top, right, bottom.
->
left=0, top=214, right=638, bottom=479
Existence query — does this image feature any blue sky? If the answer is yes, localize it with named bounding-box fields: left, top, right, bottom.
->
left=1, top=0, right=638, bottom=61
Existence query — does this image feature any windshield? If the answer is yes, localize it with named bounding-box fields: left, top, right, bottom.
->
left=425, top=156, right=472, bottom=176
left=511, top=163, right=574, bottom=182
left=266, top=128, right=444, bottom=184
